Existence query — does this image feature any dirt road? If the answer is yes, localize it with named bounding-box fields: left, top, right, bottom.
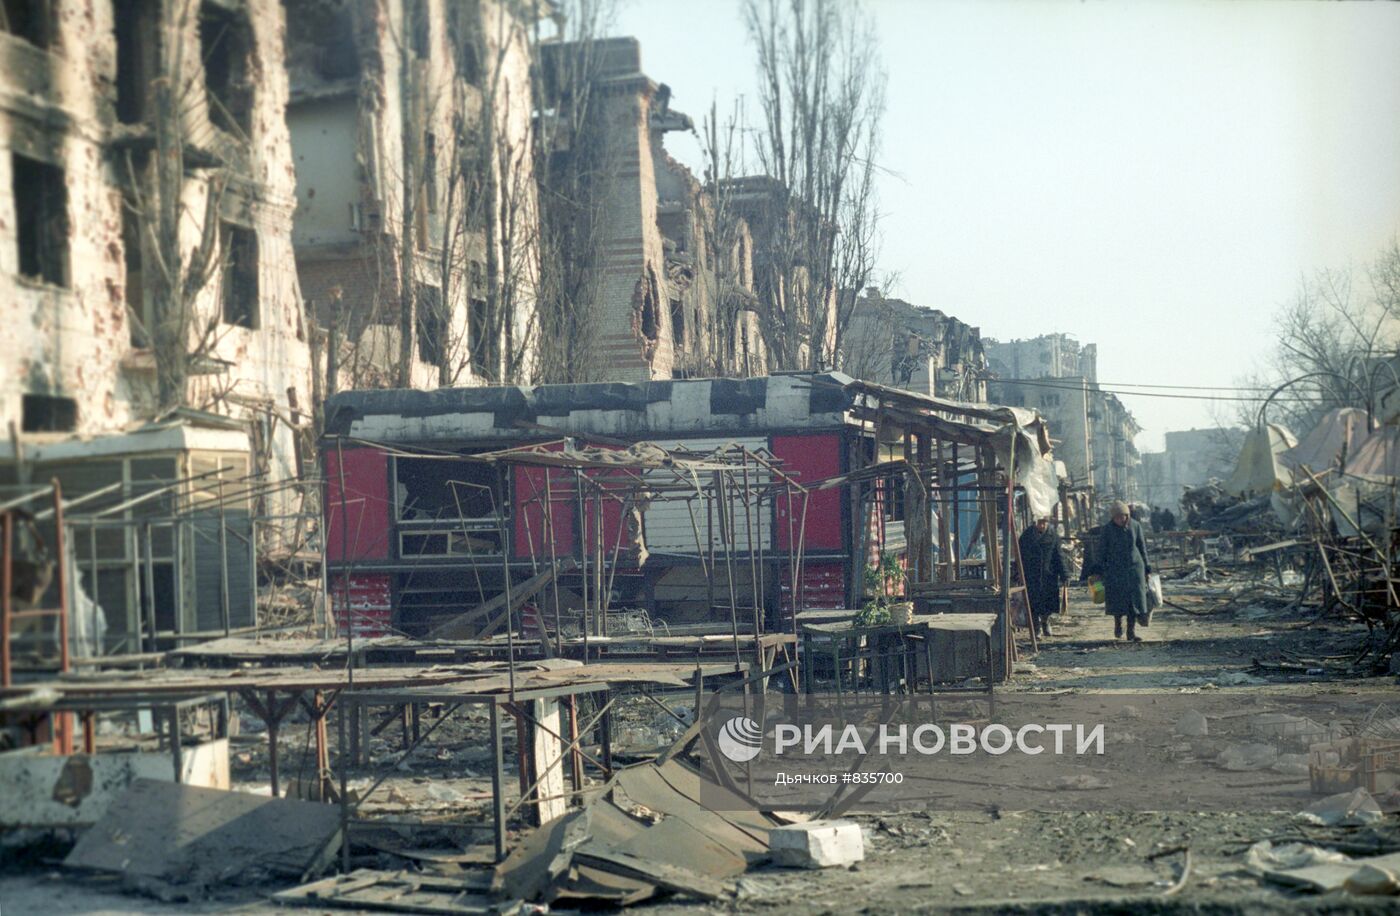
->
left=4, top=580, right=1398, bottom=914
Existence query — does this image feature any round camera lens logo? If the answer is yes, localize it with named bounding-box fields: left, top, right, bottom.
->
left=717, top=716, right=763, bottom=763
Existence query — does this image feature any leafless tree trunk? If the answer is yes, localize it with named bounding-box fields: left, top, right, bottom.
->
left=529, top=0, right=616, bottom=384
left=124, top=0, right=229, bottom=412
left=743, top=0, right=886, bottom=371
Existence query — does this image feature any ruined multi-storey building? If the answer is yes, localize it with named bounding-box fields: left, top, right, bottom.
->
left=553, top=37, right=764, bottom=381
left=1139, top=427, right=1243, bottom=511
left=1, top=0, right=313, bottom=449
left=842, top=288, right=988, bottom=402
left=0, top=0, right=315, bottom=648
left=286, top=0, right=539, bottom=393
left=986, top=333, right=1141, bottom=501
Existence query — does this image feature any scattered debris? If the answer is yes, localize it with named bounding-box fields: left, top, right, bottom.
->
left=770, top=820, right=865, bottom=869
left=1297, top=788, right=1385, bottom=827
left=1247, top=840, right=1400, bottom=894
left=1216, top=743, right=1278, bottom=772
left=65, top=779, right=341, bottom=896
left=490, top=759, right=773, bottom=907
left=1176, top=709, right=1209, bottom=737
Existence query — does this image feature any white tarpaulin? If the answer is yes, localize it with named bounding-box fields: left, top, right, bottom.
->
left=1343, top=425, right=1400, bottom=478
left=1282, top=407, right=1373, bottom=472
left=1224, top=424, right=1297, bottom=497
left=1325, top=473, right=1399, bottom=538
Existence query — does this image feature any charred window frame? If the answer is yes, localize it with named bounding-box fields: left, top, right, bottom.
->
left=1, top=0, right=51, bottom=48
left=114, top=0, right=159, bottom=124
left=284, top=0, right=359, bottom=82
left=122, top=191, right=147, bottom=345
left=445, top=2, right=481, bottom=84
left=469, top=294, right=494, bottom=380
left=415, top=282, right=444, bottom=366
left=219, top=221, right=259, bottom=328
left=11, top=152, right=69, bottom=288
left=21, top=393, right=76, bottom=432
left=199, top=2, right=254, bottom=137
left=408, top=0, right=429, bottom=60
left=669, top=296, right=684, bottom=348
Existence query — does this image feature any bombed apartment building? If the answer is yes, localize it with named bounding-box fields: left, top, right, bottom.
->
left=286, top=0, right=540, bottom=393
left=0, top=0, right=314, bottom=652
left=986, top=333, right=1141, bottom=501
left=542, top=36, right=767, bottom=382
left=843, top=287, right=989, bottom=402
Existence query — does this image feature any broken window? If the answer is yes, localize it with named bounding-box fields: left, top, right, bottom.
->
left=469, top=296, right=494, bottom=380
left=638, top=268, right=660, bottom=345
left=415, top=283, right=444, bottom=367
left=1, top=0, right=50, bottom=47
left=423, top=132, right=438, bottom=213
left=284, top=0, right=359, bottom=81
left=393, top=454, right=502, bottom=560
left=409, top=0, right=429, bottom=60
left=122, top=194, right=146, bottom=345
left=446, top=2, right=481, bottom=83
left=199, top=2, right=253, bottom=136
left=669, top=296, right=684, bottom=348
left=220, top=222, right=259, bottom=328
left=113, top=0, right=158, bottom=123
left=12, top=153, right=69, bottom=287
left=21, top=393, right=76, bottom=432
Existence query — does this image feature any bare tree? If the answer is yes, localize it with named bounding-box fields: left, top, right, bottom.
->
left=743, top=0, right=886, bottom=371
left=528, top=0, right=617, bottom=384
left=124, top=0, right=234, bottom=412
left=698, top=98, right=753, bottom=375
left=1237, top=243, right=1400, bottom=432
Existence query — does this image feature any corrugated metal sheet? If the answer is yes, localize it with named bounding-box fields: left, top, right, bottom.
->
left=642, top=437, right=772, bottom=555
left=325, top=448, right=390, bottom=562
left=190, top=511, right=254, bottom=633
left=771, top=433, right=844, bottom=550
left=514, top=459, right=576, bottom=559
left=330, top=574, right=393, bottom=637
left=779, top=562, right=847, bottom=612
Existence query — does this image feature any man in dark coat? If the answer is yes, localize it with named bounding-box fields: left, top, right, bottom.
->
left=1089, top=500, right=1151, bottom=641
left=1019, top=517, right=1067, bottom=638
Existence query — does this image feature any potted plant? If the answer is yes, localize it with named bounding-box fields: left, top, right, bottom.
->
left=854, top=553, right=910, bottom=628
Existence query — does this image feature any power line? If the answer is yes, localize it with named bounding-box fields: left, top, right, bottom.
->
left=997, top=377, right=1278, bottom=392
left=990, top=377, right=1331, bottom=404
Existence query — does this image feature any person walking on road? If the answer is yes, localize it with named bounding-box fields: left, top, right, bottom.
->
left=1019, top=517, right=1067, bottom=638
left=1088, top=500, right=1151, bottom=642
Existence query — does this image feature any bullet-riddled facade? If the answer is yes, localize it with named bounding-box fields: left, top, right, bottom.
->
left=0, top=0, right=313, bottom=478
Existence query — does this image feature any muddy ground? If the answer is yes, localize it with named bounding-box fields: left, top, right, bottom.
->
left=4, top=570, right=1400, bottom=914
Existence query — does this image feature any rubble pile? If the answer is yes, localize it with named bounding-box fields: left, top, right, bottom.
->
left=1181, top=483, right=1277, bottom=533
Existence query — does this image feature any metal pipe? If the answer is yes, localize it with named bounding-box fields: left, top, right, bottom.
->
left=0, top=485, right=55, bottom=515
left=497, top=465, right=516, bottom=699
left=217, top=473, right=232, bottom=637
left=52, top=480, right=70, bottom=680
left=1, top=513, right=12, bottom=686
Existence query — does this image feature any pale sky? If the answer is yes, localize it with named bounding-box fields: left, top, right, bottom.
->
left=615, top=0, right=1400, bottom=452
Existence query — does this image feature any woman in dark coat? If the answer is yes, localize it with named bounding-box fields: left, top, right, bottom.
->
left=1089, top=500, right=1151, bottom=641
left=1019, top=517, right=1067, bottom=637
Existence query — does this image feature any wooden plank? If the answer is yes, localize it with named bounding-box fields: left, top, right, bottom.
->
left=427, top=561, right=573, bottom=640
left=275, top=869, right=497, bottom=914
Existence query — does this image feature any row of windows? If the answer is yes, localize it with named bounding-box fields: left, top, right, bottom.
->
left=11, top=150, right=261, bottom=329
